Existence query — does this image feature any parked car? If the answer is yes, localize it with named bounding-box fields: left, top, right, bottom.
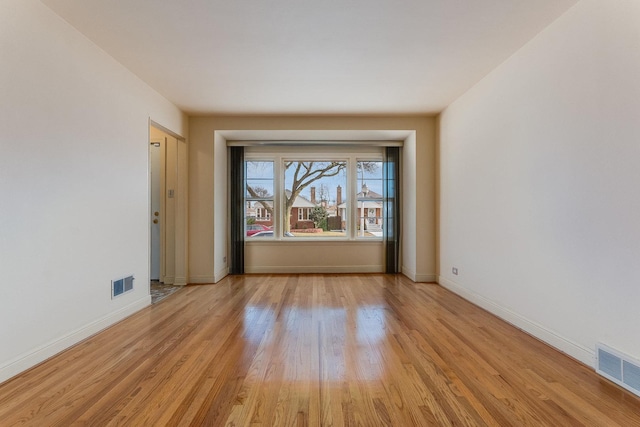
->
left=246, top=224, right=270, bottom=236
left=249, top=231, right=294, bottom=238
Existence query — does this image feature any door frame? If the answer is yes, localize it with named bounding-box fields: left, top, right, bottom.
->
left=149, top=119, right=188, bottom=287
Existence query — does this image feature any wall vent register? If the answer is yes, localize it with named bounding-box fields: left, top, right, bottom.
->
left=112, top=275, right=134, bottom=299
left=596, top=343, right=640, bottom=398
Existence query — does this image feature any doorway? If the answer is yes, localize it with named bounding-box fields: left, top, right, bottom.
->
left=150, top=137, right=163, bottom=281
left=149, top=122, right=187, bottom=302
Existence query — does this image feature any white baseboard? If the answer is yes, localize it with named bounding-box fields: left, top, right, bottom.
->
left=245, top=265, right=384, bottom=274
left=437, top=276, right=594, bottom=366
left=0, top=295, right=151, bottom=385
left=401, top=265, right=416, bottom=281
left=414, top=274, right=437, bottom=283
left=188, top=275, right=216, bottom=284
left=188, top=269, right=228, bottom=284
left=214, top=267, right=229, bottom=283
left=174, top=276, right=188, bottom=286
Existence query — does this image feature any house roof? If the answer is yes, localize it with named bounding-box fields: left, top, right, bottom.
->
left=338, top=192, right=383, bottom=210
left=357, top=189, right=383, bottom=199
left=285, top=191, right=317, bottom=208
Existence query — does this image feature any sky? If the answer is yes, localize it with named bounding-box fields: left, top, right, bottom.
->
left=247, top=160, right=383, bottom=204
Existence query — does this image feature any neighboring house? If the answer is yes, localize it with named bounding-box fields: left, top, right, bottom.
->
left=254, top=202, right=272, bottom=224
left=287, top=191, right=317, bottom=230
left=250, top=184, right=382, bottom=232
left=250, top=187, right=345, bottom=231
left=248, top=192, right=317, bottom=230
left=338, top=184, right=383, bottom=232
left=248, top=201, right=273, bottom=226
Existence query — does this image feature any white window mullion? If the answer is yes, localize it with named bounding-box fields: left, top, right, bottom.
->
left=274, top=155, right=283, bottom=239
left=347, top=157, right=358, bottom=240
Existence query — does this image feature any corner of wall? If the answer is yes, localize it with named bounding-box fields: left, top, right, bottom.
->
left=214, top=267, right=229, bottom=283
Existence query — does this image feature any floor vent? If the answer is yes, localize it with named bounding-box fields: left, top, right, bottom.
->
left=112, top=275, right=135, bottom=299
left=596, top=343, right=640, bottom=397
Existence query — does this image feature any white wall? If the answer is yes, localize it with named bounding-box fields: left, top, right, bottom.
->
left=188, top=116, right=437, bottom=283
left=439, top=0, right=640, bottom=365
left=0, top=0, right=186, bottom=382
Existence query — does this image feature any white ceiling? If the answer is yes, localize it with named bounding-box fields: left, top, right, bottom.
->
left=41, top=0, right=578, bottom=115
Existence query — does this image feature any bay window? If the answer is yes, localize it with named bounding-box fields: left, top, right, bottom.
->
left=245, top=147, right=385, bottom=240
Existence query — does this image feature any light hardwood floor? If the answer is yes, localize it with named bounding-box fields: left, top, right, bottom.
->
left=1, top=274, right=639, bottom=426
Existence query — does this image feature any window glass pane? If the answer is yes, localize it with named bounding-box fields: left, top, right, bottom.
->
left=357, top=161, right=383, bottom=238
left=283, top=161, right=347, bottom=238
left=246, top=161, right=274, bottom=179
left=246, top=161, right=274, bottom=199
left=246, top=180, right=273, bottom=198
left=246, top=161, right=274, bottom=238
left=357, top=161, right=383, bottom=198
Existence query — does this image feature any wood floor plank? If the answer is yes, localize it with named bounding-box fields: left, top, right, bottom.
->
left=1, top=274, right=639, bottom=426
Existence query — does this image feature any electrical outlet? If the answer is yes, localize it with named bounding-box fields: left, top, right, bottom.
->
left=223, top=256, right=227, bottom=264
left=452, top=267, right=458, bottom=275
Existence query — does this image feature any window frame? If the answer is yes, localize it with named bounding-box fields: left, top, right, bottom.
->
left=356, top=159, right=385, bottom=239
left=245, top=146, right=384, bottom=242
left=244, top=160, right=274, bottom=238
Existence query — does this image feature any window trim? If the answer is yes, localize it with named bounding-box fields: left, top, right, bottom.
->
left=245, top=146, right=384, bottom=242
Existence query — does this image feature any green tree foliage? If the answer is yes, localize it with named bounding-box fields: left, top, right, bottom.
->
left=310, top=206, right=328, bottom=231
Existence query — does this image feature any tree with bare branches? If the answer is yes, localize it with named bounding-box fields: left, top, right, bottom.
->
left=282, top=161, right=345, bottom=232
left=246, top=160, right=378, bottom=233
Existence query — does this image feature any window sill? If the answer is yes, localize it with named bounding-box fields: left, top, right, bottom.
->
left=246, top=238, right=383, bottom=245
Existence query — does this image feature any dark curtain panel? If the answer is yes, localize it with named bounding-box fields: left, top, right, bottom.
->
left=384, top=147, right=400, bottom=273
left=229, top=146, right=245, bottom=274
